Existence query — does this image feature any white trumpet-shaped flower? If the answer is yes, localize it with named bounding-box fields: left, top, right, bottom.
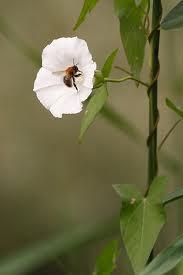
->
left=33, top=37, right=96, bottom=118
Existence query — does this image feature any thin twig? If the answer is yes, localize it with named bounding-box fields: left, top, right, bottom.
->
left=158, top=119, right=182, bottom=152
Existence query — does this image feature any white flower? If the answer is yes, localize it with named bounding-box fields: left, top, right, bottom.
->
left=33, top=37, right=96, bottom=118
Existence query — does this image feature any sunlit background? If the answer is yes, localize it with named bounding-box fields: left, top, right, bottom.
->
left=0, top=0, right=183, bottom=274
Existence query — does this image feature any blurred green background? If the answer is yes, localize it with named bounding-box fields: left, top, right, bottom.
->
left=0, top=0, right=183, bottom=274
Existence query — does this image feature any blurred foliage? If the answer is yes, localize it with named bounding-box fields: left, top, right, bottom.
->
left=93, top=240, right=118, bottom=275
left=0, top=218, right=118, bottom=275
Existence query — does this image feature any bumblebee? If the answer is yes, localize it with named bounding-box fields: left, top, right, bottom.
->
left=63, top=65, right=82, bottom=91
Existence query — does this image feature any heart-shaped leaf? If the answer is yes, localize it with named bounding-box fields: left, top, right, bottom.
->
left=114, top=177, right=167, bottom=273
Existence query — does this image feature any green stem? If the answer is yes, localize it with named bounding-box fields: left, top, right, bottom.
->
left=104, top=76, right=149, bottom=87
left=147, top=0, right=162, bottom=263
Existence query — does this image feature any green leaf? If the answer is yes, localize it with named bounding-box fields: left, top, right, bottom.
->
left=166, top=98, right=183, bottom=118
left=161, top=1, right=183, bottom=30
left=79, top=84, right=108, bottom=141
left=113, top=184, right=142, bottom=201
left=115, top=0, right=148, bottom=78
left=118, top=176, right=167, bottom=273
left=139, top=234, right=183, bottom=275
left=93, top=240, right=118, bottom=275
left=147, top=176, right=168, bottom=203
left=73, top=0, right=100, bottom=30
left=101, top=49, right=118, bottom=78
left=79, top=48, right=118, bottom=141
left=0, top=219, right=118, bottom=275
left=163, top=187, right=183, bottom=206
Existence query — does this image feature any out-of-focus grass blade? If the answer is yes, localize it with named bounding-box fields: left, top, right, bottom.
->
left=139, top=234, right=183, bottom=275
left=161, top=1, right=183, bottom=30
left=0, top=219, right=118, bottom=275
left=160, top=153, right=183, bottom=176
left=0, top=17, right=41, bottom=66
left=101, top=104, right=143, bottom=144
left=73, top=0, right=100, bottom=30
left=166, top=98, right=183, bottom=118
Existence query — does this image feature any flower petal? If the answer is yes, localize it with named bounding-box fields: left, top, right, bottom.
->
left=78, top=85, right=93, bottom=102
left=35, top=85, right=70, bottom=109
left=50, top=93, right=82, bottom=118
left=81, top=61, right=96, bottom=88
left=42, top=37, right=93, bottom=72
left=33, top=67, right=64, bottom=91
left=74, top=39, right=92, bottom=67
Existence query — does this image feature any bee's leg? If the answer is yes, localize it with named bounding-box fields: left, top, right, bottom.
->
left=74, top=73, right=82, bottom=78
left=72, top=77, right=78, bottom=91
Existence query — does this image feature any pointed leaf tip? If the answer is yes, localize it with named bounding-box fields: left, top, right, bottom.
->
left=79, top=84, right=108, bottom=141
left=166, top=98, right=183, bottom=118
left=101, top=48, right=119, bottom=78
left=73, top=0, right=100, bottom=30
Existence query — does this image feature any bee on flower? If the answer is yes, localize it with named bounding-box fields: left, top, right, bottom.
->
left=33, top=37, right=96, bottom=118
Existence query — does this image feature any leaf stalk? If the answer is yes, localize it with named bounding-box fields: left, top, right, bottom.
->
left=104, top=76, right=149, bottom=87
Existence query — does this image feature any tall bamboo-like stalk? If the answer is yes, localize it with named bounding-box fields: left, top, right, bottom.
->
left=147, top=0, right=162, bottom=262
left=148, top=0, right=162, bottom=186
